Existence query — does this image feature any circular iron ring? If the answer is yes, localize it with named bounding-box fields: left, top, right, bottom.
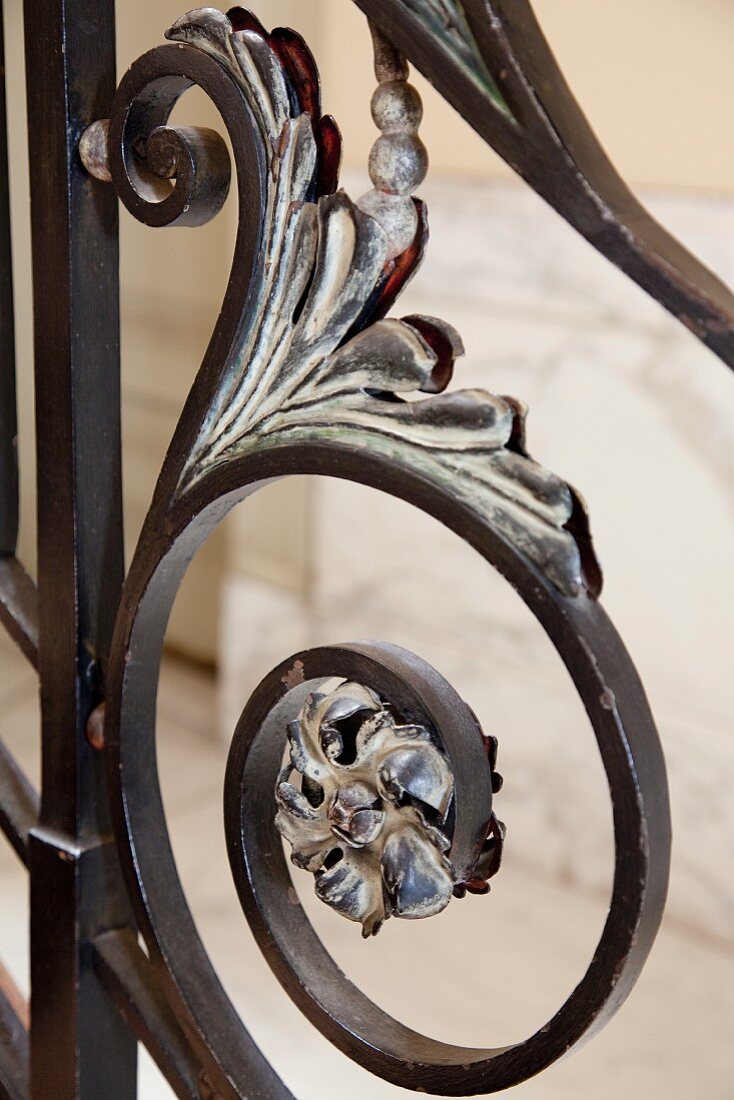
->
left=105, top=441, right=671, bottom=1097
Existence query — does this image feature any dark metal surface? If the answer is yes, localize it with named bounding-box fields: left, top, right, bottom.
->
left=93, top=930, right=205, bottom=1099
left=3, top=1, right=727, bottom=1096
left=21, top=0, right=135, bottom=1095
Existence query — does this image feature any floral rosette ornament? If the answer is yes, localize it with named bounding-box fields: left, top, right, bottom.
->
left=275, top=681, right=503, bottom=936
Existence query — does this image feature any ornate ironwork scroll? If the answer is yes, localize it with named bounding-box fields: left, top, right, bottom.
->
left=62, top=5, right=673, bottom=1095
left=13, top=0, right=734, bottom=1095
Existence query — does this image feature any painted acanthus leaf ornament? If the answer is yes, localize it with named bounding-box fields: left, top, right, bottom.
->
left=168, top=7, right=600, bottom=599
left=275, top=680, right=461, bottom=937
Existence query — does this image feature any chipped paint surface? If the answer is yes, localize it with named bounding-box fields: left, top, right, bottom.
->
left=281, top=659, right=306, bottom=690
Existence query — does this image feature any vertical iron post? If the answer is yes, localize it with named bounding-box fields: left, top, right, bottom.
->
left=23, top=1, right=136, bottom=1095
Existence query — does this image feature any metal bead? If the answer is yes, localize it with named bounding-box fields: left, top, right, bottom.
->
left=358, top=22, right=428, bottom=257
left=368, top=133, right=428, bottom=196
left=356, top=189, right=418, bottom=260
left=371, top=80, right=423, bottom=134
left=79, top=118, right=112, bottom=182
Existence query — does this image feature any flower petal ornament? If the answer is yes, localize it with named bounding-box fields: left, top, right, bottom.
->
left=275, top=679, right=497, bottom=936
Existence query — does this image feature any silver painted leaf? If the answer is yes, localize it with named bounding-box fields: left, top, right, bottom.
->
left=315, top=853, right=387, bottom=938
left=381, top=821, right=454, bottom=920
left=275, top=769, right=334, bottom=873
left=378, top=742, right=454, bottom=821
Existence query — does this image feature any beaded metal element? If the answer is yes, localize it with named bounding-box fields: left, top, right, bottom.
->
left=357, top=23, right=428, bottom=260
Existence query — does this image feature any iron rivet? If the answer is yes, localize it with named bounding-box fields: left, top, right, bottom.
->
left=85, top=702, right=106, bottom=751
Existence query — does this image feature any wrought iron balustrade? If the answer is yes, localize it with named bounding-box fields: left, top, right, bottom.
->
left=1, top=1, right=731, bottom=1097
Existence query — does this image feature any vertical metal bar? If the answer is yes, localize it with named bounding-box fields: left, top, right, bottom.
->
left=23, top=1, right=136, bottom=1095
left=0, top=0, right=17, bottom=554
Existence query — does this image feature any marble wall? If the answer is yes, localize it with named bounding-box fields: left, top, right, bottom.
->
left=219, top=176, right=734, bottom=949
